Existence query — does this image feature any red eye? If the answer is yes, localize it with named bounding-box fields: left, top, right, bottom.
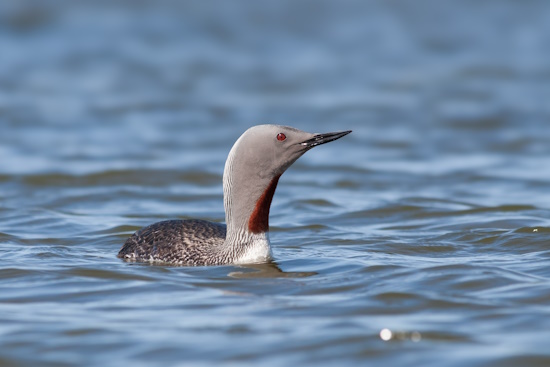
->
left=277, top=133, right=286, bottom=141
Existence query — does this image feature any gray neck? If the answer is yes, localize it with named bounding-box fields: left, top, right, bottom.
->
left=222, top=135, right=277, bottom=247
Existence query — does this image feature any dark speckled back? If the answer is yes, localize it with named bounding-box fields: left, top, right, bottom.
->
left=118, top=219, right=227, bottom=265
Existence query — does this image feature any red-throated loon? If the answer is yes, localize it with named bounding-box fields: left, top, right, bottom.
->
left=118, top=124, right=351, bottom=266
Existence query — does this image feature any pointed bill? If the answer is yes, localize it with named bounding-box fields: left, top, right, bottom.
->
left=299, top=130, right=352, bottom=148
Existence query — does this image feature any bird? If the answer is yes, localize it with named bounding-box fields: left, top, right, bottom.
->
left=118, top=124, right=351, bottom=266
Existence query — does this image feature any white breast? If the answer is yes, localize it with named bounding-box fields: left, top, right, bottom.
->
left=233, top=233, right=273, bottom=264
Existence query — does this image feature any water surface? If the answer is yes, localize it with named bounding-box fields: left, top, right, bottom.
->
left=1, top=1, right=550, bottom=366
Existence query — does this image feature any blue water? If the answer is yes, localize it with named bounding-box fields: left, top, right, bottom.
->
left=1, top=1, right=550, bottom=366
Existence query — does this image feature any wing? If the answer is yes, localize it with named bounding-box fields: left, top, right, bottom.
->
left=118, top=219, right=226, bottom=265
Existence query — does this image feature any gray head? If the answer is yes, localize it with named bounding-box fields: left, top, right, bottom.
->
left=223, top=125, right=351, bottom=239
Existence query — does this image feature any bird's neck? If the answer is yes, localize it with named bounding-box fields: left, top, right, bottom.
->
left=222, top=145, right=280, bottom=249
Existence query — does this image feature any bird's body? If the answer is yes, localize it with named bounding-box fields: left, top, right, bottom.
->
left=119, top=219, right=271, bottom=265
left=118, top=124, right=351, bottom=266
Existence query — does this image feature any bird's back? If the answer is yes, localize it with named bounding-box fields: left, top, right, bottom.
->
left=118, top=219, right=226, bottom=265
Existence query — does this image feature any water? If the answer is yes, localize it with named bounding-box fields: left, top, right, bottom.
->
left=1, top=1, right=550, bottom=366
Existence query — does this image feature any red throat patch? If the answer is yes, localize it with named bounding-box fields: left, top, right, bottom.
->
left=248, top=175, right=281, bottom=234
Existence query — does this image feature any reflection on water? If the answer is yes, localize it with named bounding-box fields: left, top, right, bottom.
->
left=228, top=262, right=317, bottom=279
left=1, top=1, right=550, bottom=366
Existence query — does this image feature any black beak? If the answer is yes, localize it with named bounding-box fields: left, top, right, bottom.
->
left=300, top=130, right=352, bottom=148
